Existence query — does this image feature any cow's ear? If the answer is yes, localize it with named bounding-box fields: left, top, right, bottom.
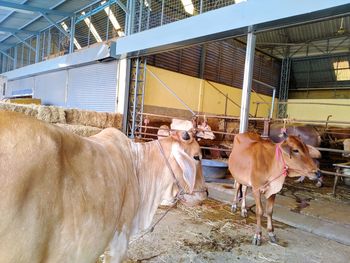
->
left=171, top=143, right=196, bottom=193
left=280, top=142, right=292, bottom=158
left=307, top=145, right=321, bottom=159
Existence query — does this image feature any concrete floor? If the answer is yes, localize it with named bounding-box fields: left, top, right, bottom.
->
left=127, top=198, right=350, bottom=263
left=207, top=180, right=350, bottom=246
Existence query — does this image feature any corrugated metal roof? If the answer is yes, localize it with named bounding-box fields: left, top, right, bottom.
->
left=238, top=15, right=350, bottom=58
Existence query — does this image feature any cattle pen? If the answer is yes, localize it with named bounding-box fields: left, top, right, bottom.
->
left=1, top=1, right=350, bottom=263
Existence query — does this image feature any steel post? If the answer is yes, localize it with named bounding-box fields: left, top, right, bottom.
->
left=35, top=34, right=40, bottom=63
left=239, top=28, right=256, bottom=133
left=69, top=16, right=76, bottom=53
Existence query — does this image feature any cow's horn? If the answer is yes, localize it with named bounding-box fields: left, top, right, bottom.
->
left=282, top=131, right=288, bottom=139
left=182, top=131, right=191, bottom=141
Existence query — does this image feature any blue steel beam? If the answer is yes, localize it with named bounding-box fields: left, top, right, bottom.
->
left=0, top=50, right=14, bottom=61
left=0, top=26, right=39, bottom=35
left=41, top=12, right=70, bottom=38
left=111, top=0, right=350, bottom=58
left=0, top=0, right=72, bottom=16
left=0, top=0, right=67, bottom=50
left=12, top=34, right=35, bottom=52
left=0, top=0, right=28, bottom=24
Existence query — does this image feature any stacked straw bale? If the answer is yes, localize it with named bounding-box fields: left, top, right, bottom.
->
left=0, top=102, right=123, bottom=137
left=0, top=102, right=38, bottom=117
left=37, top=106, right=66, bottom=124
left=65, top=108, right=122, bottom=128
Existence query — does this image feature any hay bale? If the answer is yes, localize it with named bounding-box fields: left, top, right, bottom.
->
left=55, top=123, right=102, bottom=137
left=0, top=102, right=38, bottom=117
left=37, top=106, right=66, bottom=124
left=65, top=108, right=122, bottom=129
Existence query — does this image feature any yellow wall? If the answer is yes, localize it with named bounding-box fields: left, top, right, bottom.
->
left=289, top=89, right=350, bottom=99
left=145, top=66, right=277, bottom=118
left=286, top=99, right=350, bottom=122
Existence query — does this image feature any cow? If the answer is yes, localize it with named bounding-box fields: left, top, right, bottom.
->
left=269, top=123, right=323, bottom=186
left=343, top=139, right=350, bottom=158
left=0, top=111, right=207, bottom=263
left=228, top=132, right=320, bottom=245
left=157, top=118, right=215, bottom=140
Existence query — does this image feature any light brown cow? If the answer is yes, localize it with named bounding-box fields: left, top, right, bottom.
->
left=229, top=132, right=319, bottom=245
left=157, top=118, right=215, bottom=140
left=0, top=111, right=207, bottom=263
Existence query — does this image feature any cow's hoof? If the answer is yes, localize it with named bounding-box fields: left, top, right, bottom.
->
left=295, top=178, right=304, bottom=183
left=252, top=233, right=261, bottom=246
left=316, top=181, right=323, bottom=188
left=241, top=208, right=248, bottom=218
left=268, top=232, right=277, bottom=243
left=231, top=204, right=237, bottom=213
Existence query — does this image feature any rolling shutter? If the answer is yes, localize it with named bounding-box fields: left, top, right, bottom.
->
left=34, top=70, right=67, bottom=106
left=67, top=61, right=117, bottom=112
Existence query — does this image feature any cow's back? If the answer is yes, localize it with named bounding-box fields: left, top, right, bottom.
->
left=0, top=111, right=137, bottom=263
left=229, top=133, right=275, bottom=187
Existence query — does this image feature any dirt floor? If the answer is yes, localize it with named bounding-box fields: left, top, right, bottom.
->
left=126, top=199, right=350, bottom=263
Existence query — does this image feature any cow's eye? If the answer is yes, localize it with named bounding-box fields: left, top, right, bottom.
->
left=194, top=155, right=201, bottom=161
left=292, top=149, right=299, bottom=153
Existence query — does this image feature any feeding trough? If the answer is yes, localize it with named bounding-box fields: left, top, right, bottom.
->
left=202, top=159, right=228, bottom=181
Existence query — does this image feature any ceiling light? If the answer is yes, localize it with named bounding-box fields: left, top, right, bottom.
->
left=101, top=1, right=125, bottom=37
left=181, top=0, right=194, bottom=15
left=81, top=11, right=102, bottom=42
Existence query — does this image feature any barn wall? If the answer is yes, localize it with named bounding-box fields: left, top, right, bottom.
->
left=145, top=66, right=277, bottom=118
left=286, top=99, right=350, bottom=122
left=289, top=89, right=350, bottom=99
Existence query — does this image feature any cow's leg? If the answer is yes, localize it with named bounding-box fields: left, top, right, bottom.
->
left=252, top=189, right=263, bottom=246
left=266, top=194, right=277, bottom=243
left=231, top=181, right=241, bottom=213
left=240, top=185, right=248, bottom=218
left=104, top=228, right=129, bottom=263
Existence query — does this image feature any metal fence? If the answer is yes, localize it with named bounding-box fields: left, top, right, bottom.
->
left=0, top=0, right=241, bottom=74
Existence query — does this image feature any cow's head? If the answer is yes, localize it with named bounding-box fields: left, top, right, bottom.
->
left=161, top=131, right=207, bottom=206
left=279, top=134, right=320, bottom=180
left=196, top=121, right=215, bottom=140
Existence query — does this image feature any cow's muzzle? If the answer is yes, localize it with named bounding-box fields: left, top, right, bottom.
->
left=180, top=187, right=208, bottom=207
left=306, top=169, right=319, bottom=180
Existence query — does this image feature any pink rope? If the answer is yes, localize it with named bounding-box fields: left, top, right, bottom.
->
left=275, top=142, right=288, bottom=177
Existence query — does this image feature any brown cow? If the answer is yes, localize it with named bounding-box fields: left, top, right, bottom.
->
left=0, top=111, right=207, bottom=263
left=229, top=132, right=319, bottom=245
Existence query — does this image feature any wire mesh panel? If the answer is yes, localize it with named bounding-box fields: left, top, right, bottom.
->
left=131, top=0, right=237, bottom=34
